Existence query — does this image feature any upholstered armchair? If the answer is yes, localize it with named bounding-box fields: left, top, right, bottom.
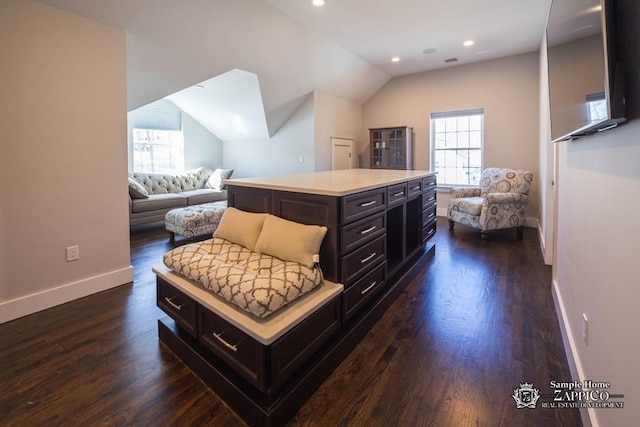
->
left=447, top=168, right=533, bottom=239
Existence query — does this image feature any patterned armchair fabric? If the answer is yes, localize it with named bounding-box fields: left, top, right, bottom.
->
left=447, top=168, right=533, bottom=239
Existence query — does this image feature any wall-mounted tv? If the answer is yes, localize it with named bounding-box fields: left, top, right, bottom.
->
left=547, top=0, right=626, bottom=142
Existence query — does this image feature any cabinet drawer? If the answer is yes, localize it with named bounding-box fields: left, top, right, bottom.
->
left=157, top=278, right=197, bottom=337
left=341, top=212, right=385, bottom=254
left=270, top=295, right=341, bottom=389
left=341, top=235, right=386, bottom=286
left=199, top=309, right=266, bottom=390
left=422, top=191, right=437, bottom=209
left=422, top=204, right=437, bottom=226
left=343, top=261, right=386, bottom=321
left=341, top=188, right=386, bottom=224
left=408, top=179, right=423, bottom=197
left=423, top=221, right=437, bottom=242
left=422, top=175, right=437, bottom=192
left=387, top=182, right=407, bottom=207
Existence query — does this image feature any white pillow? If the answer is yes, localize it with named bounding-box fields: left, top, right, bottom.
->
left=205, top=168, right=234, bottom=190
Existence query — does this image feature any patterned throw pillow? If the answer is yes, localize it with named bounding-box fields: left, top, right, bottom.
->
left=205, top=168, right=234, bottom=190
left=128, top=178, right=149, bottom=199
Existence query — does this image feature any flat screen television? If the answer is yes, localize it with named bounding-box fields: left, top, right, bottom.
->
left=547, top=0, right=626, bottom=142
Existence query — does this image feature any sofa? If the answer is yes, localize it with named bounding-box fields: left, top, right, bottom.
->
left=128, top=167, right=232, bottom=226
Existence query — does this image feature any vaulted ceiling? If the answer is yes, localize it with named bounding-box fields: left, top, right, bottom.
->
left=35, top=0, right=551, bottom=140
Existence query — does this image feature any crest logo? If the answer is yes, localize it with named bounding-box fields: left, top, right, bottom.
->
left=512, top=382, right=541, bottom=409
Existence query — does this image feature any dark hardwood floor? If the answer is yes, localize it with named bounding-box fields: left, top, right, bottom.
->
left=0, top=219, right=582, bottom=427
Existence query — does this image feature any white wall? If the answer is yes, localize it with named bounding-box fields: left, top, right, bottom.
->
left=313, top=91, right=363, bottom=171
left=0, top=0, right=132, bottom=322
left=127, top=99, right=223, bottom=171
left=223, top=94, right=315, bottom=178
left=183, top=110, right=224, bottom=170
left=551, top=0, right=640, bottom=424
left=362, top=52, right=541, bottom=220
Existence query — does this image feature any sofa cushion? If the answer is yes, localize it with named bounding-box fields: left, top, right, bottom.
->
left=128, top=178, right=149, bottom=199
left=213, top=207, right=268, bottom=251
left=131, top=193, right=187, bottom=213
left=450, top=196, right=483, bottom=216
left=205, top=168, right=234, bottom=190
left=182, top=189, right=228, bottom=205
left=254, top=215, right=327, bottom=268
left=163, top=238, right=323, bottom=318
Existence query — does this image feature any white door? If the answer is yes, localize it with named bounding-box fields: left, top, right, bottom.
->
left=331, top=137, right=353, bottom=170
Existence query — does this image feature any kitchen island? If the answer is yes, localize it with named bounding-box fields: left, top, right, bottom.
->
left=157, top=168, right=437, bottom=426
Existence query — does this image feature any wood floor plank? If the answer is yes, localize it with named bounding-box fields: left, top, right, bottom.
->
left=0, top=219, right=582, bottom=426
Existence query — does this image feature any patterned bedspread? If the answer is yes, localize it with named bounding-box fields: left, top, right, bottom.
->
left=163, top=238, right=323, bottom=318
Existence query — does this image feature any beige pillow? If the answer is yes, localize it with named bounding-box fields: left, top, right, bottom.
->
left=254, top=215, right=327, bottom=268
left=213, top=207, right=269, bottom=251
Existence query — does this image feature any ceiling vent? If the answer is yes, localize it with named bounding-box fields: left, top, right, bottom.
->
left=445, top=57, right=458, bottom=63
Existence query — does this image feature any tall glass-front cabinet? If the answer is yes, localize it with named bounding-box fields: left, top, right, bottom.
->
left=370, top=126, right=413, bottom=170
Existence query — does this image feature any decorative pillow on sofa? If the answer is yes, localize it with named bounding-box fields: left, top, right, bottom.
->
left=205, top=168, right=234, bottom=190
left=213, top=207, right=269, bottom=251
left=254, top=215, right=327, bottom=268
left=128, top=178, right=149, bottom=199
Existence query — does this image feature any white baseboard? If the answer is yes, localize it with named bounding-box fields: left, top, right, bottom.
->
left=0, top=266, right=134, bottom=324
left=552, top=280, right=597, bottom=427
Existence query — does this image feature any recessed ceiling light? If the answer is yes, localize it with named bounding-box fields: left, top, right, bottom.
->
left=463, top=40, right=474, bottom=47
left=312, top=0, right=325, bottom=6
left=391, top=57, right=400, bottom=62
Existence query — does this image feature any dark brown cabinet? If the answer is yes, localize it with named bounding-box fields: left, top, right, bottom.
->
left=370, top=126, right=413, bottom=169
left=158, top=171, right=437, bottom=427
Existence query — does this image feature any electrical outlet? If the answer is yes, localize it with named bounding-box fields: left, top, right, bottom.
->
left=582, top=313, right=589, bottom=345
left=66, top=246, right=80, bottom=262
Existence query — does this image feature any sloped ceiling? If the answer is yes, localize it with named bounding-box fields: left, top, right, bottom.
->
left=35, top=0, right=389, bottom=141
left=167, top=69, right=271, bottom=141
left=34, top=0, right=552, bottom=141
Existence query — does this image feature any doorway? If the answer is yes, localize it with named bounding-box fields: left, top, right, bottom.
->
left=331, top=137, right=354, bottom=170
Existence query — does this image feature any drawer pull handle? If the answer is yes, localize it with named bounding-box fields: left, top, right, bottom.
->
left=361, top=252, right=377, bottom=264
left=412, top=185, right=421, bottom=190
left=360, top=225, right=377, bottom=235
left=393, top=191, right=404, bottom=197
left=428, top=212, right=435, bottom=219
left=361, top=281, right=377, bottom=295
left=213, top=332, right=238, bottom=352
left=427, top=228, right=435, bottom=236
left=359, top=200, right=376, bottom=207
left=164, top=297, right=183, bottom=311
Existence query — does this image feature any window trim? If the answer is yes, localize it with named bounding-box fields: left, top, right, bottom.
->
left=430, top=108, right=484, bottom=187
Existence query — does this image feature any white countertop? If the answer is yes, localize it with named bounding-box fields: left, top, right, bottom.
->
left=225, top=168, right=436, bottom=196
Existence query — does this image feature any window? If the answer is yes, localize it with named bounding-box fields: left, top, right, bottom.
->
left=586, top=92, right=607, bottom=124
left=430, top=109, right=483, bottom=186
left=132, top=129, right=184, bottom=173
left=130, top=107, right=184, bottom=173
